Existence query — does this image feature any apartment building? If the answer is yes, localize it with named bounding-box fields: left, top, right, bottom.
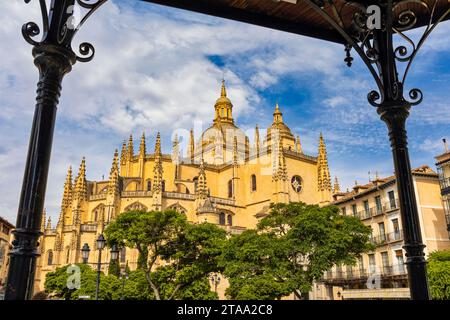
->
left=315, top=165, right=450, bottom=300
left=0, top=216, right=14, bottom=296
left=435, top=139, right=450, bottom=238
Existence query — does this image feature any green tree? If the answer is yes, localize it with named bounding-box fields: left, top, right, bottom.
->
left=220, top=202, right=373, bottom=300
left=104, top=209, right=226, bottom=300
left=44, top=263, right=120, bottom=300
left=427, top=249, right=450, bottom=299
left=108, top=257, right=121, bottom=277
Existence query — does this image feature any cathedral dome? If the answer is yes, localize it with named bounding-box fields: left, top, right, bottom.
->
left=198, top=81, right=247, bottom=164
left=266, top=103, right=295, bottom=142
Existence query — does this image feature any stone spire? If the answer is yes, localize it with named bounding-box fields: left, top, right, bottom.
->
left=61, top=166, right=73, bottom=210
left=153, top=132, right=163, bottom=193
left=273, top=102, right=283, bottom=123
left=296, top=135, right=302, bottom=153
left=273, top=137, right=287, bottom=181
left=127, top=134, right=134, bottom=160
left=139, top=132, right=146, bottom=158
left=333, top=176, right=341, bottom=194
left=196, top=158, right=208, bottom=200
left=317, top=133, right=331, bottom=192
left=172, top=134, right=180, bottom=164
left=108, top=149, right=120, bottom=195
left=189, top=128, right=195, bottom=163
left=255, top=124, right=260, bottom=156
left=120, top=140, right=127, bottom=165
left=46, top=217, right=52, bottom=230
left=74, top=158, right=87, bottom=201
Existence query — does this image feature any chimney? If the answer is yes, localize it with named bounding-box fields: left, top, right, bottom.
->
left=443, top=138, right=448, bottom=153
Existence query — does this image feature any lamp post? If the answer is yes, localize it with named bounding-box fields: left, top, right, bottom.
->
left=119, top=271, right=129, bottom=300
left=95, top=234, right=106, bottom=300
left=4, top=0, right=107, bottom=300
left=81, top=243, right=90, bottom=264
left=210, top=273, right=221, bottom=294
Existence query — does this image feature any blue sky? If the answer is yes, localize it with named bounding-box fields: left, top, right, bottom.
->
left=0, top=0, right=449, bottom=224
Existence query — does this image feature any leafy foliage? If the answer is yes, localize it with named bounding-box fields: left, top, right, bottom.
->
left=220, top=202, right=373, bottom=300
left=427, top=249, right=450, bottom=300
left=108, top=258, right=121, bottom=277
left=104, top=210, right=226, bottom=300
left=44, top=263, right=120, bottom=300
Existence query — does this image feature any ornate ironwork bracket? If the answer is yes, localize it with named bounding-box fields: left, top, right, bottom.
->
left=303, top=0, right=449, bottom=108
left=5, top=0, right=107, bottom=300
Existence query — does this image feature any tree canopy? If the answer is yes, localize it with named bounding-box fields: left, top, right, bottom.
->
left=427, top=249, right=450, bottom=300
left=104, top=209, right=226, bottom=300
left=44, top=263, right=120, bottom=300
left=220, top=202, right=373, bottom=300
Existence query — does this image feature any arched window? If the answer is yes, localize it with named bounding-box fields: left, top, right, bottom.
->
left=162, top=180, right=166, bottom=192
left=228, top=180, right=233, bottom=198
left=193, top=177, right=198, bottom=191
left=227, top=214, right=233, bottom=226
left=167, top=203, right=187, bottom=215
left=251, top=174, right=257, bottom=192
left=147, top=180, right=152, bottom=191
left=120, top=247, right=126, bottom=263
left=47, top=250, right=53, bottom=266
left=92, top=205, right=104, bottom=222
left=219, top=212, right=226, bottom=225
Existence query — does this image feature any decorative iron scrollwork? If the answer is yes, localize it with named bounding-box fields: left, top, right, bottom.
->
left=301, top=0, right=449, bottom=108
left=23, top=0, right=108, bottom=62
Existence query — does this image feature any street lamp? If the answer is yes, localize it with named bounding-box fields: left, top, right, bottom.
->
left=81, top=243, right=90, bottom=264
left=119, top=271, right=129, bottom=300
left=110, top=244, right=119, bottom=262
left=210, top=273, right=221, bottom=294
left=95, top=234, right=107, bottom=300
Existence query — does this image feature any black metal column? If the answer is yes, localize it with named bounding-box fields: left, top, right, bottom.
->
left=373, top=2, right=430, bottom=300
left=4, top=46, right=75, bottom=300
left=95, top=249, right=102, bottom=300
left=5, top=0, right=105, bottom=299
left=380, top=106, right=429, bottom=300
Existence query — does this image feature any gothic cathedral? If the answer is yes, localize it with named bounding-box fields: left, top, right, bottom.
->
left=35, top=81, right=334, bottom=292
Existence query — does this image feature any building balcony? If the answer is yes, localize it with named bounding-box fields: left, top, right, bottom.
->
left=387, top=230, right=403, bottom=243
left=370, top=230, right=403, bottom=246
left=323, top=264, right=407, bottom=285
left=370, top=233, right=388, bottom=246
left=383, top=199, right=399, bottom=213
left=80, top=223, right=98, bottom=232
left=89, top=194, right=107, bottom=201
left=354, top=204, right=394, bottom=221
left=358, top=209, right=372, bottom=220
left=122, top=190, right=153, bottom=198
left=341, top=288, right=410, bottom=300
left=439, top=176, right=450, bottom=195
